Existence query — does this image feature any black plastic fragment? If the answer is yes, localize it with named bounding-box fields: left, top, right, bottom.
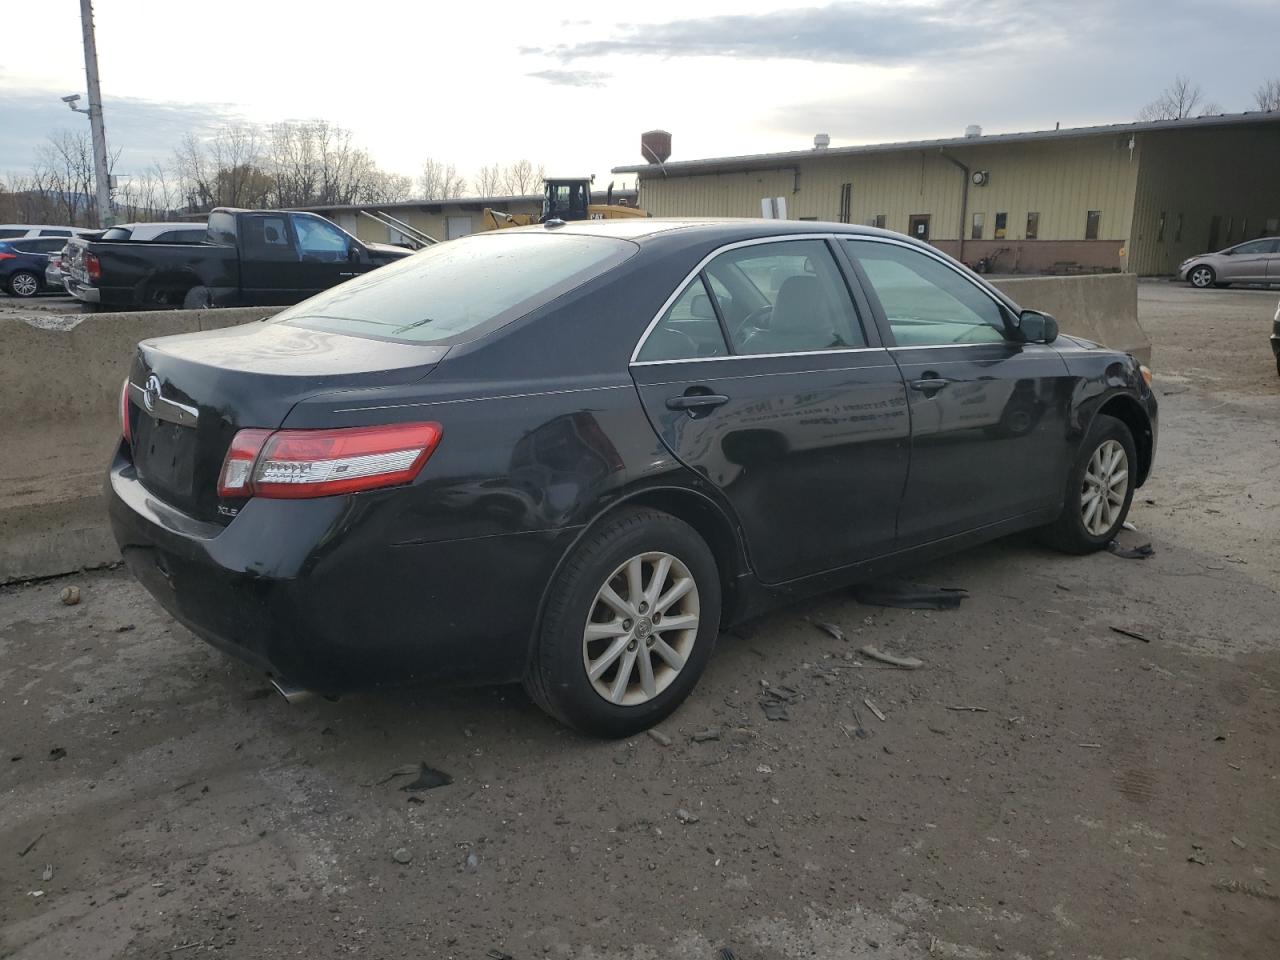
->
left=852, top=580, right=969, bottom=610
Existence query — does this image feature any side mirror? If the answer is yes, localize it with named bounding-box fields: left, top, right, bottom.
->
left=348, top=242, right=368, bottom=263
left=1015, top=309, right=1058, bottom=344
left=691, top=293, right=714, bottom=320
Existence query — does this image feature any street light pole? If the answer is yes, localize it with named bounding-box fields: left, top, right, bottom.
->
left=78, top=0, right=113, bottom=227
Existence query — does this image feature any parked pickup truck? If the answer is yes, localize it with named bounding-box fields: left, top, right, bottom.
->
left=62, top=208, right=411, bottom=309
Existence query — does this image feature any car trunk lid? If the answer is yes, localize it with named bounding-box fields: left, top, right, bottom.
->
left=125, top=320, right=447, bottom=522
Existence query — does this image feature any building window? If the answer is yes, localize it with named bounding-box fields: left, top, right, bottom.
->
left=1241, top=217, right=1248, bottom=239
left=971, top=212, right=984, bottom=239
left=1156, top=212, right=1166, bottom=242
left=870, top=214, right=886, bottom=229
left=1225, top=216, right=1234, bottom=243
left=994, top=212, right=1007, bottom=239
left=1174, top=214, right=1183, bottom=242
left=799, top=216, right=818, bottom=221
left=839, top=182, right=852, bottom=224
left=1025, top=212, right=1039, bottom=240
left=1085, top=210, right=1101, bottom=240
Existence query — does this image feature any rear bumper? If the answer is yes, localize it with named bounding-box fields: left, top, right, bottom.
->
left=64, top=276, right=100, bottom=303
left=107, top=448, right=576, bottom=692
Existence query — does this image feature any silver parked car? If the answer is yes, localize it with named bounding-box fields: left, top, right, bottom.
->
left=1180, top=238, right=1280, bottom=288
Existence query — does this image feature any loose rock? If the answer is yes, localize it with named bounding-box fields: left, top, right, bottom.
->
left=60, top=586, right=81, bottom=606
left=392, top=848, right=413, bottom=864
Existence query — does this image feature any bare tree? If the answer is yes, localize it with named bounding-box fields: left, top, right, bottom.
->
left=418, top=158, right=467, bottom=200
left=500, top=159, right=546, bottom=196
left=474, top=163, right=504, bottom=197
left=173, top=123, right=268, bottom=211
left=1256, top=78, right=1280, bottom=112
left=1138, top=75, right=1221, bottom=120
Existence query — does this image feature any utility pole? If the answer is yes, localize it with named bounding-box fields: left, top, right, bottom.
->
left=78, top=0, right=113, bottom=226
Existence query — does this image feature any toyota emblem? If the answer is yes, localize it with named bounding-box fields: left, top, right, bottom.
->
left=143, top=374, right=161, bottom=414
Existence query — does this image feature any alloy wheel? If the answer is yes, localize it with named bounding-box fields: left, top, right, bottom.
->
left=1080, top=438, right=1129, bottom=536
left=1189, top=266, right=1213, bottom=288
left=11, top=272, right=39, bottom=297
left=582, top=551, right=700, bottom=706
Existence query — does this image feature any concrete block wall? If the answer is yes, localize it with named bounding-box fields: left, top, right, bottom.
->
left=0, top=274, right=1148, bottom=582
left=1, top=307, right=281, bottom=583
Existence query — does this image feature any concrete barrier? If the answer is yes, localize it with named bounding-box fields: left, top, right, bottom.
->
left=0, top=273, right=1151, bottom=582
left=991, top=273, right=1151, bottom=366
left=1, top=306, right=280, bottom=583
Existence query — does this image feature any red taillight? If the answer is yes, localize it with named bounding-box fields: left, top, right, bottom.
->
left=217, top=423, right=442, bottom=500
left=84, top=251, right=101, bottom=281
left=0, top=252, right=15, bottom=261
left=120, top=379, right=132, bottom=444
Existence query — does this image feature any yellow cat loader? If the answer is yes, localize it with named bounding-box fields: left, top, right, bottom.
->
left=483, top=178, right=647, bottom=230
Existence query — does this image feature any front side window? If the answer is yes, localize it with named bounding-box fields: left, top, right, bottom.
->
left=704, top=240, right=865, bottom=355
left=636, top=277, right=728, bottom=361
left=845, top=240, right=1008, bottom=347
left=292, top=216, right=350, bottom=261
left=274, top=232, right=635, bottom=345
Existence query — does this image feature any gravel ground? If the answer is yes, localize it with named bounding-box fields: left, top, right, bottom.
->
left=1, top=283, right=1277, bottom=960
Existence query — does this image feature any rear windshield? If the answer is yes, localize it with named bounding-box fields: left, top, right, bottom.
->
left=273, top=231, right=636, bottom=345
left=100, top=227, right=132, bottom=240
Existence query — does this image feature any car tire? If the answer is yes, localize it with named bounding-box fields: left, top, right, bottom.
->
left=182, top=285, right=213, bottom=310
left=1186, top=265, right=1215, bottom=288
left=1038, top=414, right=1137, bottom=554
left=524, top=507, right=721, bottom=738
left=8, top=271, right=41, bottom=298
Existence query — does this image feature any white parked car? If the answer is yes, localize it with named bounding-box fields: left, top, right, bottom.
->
left=0, top=224, right=97, bottom=240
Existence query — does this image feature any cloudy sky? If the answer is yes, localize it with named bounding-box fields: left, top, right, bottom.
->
left=1, top=0, right=1276, bottom=194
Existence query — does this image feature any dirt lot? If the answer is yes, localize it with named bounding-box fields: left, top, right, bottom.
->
left=2, top=283, right=1278, bottom=960
left=0, top=294, right=85, bottom=321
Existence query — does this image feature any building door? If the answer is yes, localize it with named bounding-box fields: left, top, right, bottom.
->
left=1207, top=216, right=1221, bottom=251
left=908, top=214, right=931, bottom=243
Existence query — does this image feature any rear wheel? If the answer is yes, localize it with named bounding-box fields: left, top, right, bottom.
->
left=525, top=508, right=720, bottom=738
left=1039, top=414, right=1137, bottom=554
left=1187, top=265, right=1215, bottom=288
left=8, top=271, right=40, bottom=298
left=182, top=285, right=213, bottom=310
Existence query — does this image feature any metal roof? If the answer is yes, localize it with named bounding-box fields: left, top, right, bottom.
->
left=288, top=187, right=638, bottom=214
left=611, top=111, right=1280, bottom=176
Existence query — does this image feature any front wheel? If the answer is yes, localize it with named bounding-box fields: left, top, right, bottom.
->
left=1039, top=414, right=1137, bottom=554
left=524, top=507, right=721, bottom=738
left=8, top=271, right=41, bottom=298
left=1187, top=265, right=1215, bottom=288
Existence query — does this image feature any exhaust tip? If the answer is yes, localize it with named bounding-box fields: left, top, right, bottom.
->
left=269, top=675, right=313, bottom=705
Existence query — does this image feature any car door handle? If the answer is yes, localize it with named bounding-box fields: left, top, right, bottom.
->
left=666, top=393, right=729, bottom=412
left=909, top=378, right=950, bottom=395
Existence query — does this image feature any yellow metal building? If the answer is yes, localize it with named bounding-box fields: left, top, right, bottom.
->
left=612, top=113, right=1280, bottom=276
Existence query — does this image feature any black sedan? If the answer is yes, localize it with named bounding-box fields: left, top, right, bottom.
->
left=109, top=219, right=1157, bottom=737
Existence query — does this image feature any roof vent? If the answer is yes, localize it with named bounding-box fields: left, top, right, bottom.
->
left=813, top=133, right=831, bottom=150
left=964, top=124, right=983, bottom=138
left=641, top=130, right=672, bottom=164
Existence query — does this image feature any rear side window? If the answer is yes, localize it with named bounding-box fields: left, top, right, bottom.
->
left=15, top=238, right=68, bottom=253
left=38, top=229, right=71, bottom=237
left=705, top=240, right=865, bottom=355
left=0, top=229, right=25, bottom=239
left=274, top=232, right=636, bottom=345
left=637, top=277, right=728, bottom=361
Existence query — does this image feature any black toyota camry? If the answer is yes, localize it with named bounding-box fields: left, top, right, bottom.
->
left=109, top=219, right=1157, bottom=737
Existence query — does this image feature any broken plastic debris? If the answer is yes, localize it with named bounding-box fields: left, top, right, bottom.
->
left=1106, top=540, right=1155, bottom=559
left=852, top=579, right=968, bottom=610
left=400, top=762, right=452, bottom=792
left=858, top=645, right=924, bottom=670
left=809, top=619, right=845, bottom=641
